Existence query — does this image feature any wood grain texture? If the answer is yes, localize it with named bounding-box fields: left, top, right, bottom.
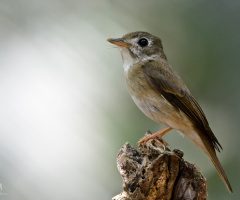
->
left=112, top=132, right=208, bottom=200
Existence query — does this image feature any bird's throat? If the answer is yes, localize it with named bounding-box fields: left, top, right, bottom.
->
left=120, top=47, right=135, bottom=73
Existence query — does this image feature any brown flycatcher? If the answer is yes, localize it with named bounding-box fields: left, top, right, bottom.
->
left=107, top=31, right=232, bottom=193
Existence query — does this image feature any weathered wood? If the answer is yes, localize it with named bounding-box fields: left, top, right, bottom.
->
left=112, top=132, right=208, bottom=200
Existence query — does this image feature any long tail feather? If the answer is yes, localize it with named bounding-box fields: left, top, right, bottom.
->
left=198, top=130, right=233, bottom=193
left=207, top=146, right=233, bottom=193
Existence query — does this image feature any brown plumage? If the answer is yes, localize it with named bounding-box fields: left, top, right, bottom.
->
left=107, top=31, right=233, bottom=193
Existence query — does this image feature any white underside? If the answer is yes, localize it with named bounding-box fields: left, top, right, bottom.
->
left=120, top=47, right=134, bottom=72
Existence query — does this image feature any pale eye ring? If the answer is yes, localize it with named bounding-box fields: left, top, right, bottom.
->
left=138, top=38, right=148, bottom=47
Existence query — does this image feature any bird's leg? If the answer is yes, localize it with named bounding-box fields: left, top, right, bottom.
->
left=137, top=127, right=172, bottom=147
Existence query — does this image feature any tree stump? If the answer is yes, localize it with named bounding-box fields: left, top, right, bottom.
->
left=112, top=132, right=208, bottom=200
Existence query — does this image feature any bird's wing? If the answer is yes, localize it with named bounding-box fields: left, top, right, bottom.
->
left=142, top=60, right=222, bottom=151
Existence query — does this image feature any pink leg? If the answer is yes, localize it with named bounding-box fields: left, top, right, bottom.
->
left=137, top=127, right=173, bottom=146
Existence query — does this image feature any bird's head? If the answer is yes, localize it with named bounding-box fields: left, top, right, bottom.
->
left=107, top=31, right=167, bottom=67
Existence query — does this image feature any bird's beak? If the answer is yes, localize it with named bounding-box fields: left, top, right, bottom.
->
left=107, top=38, right=131, bottom=47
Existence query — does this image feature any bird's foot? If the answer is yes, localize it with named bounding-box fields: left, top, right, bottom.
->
left=137, top=127, right=172, bottom=150
left=137, top=134, right=170, bottom=150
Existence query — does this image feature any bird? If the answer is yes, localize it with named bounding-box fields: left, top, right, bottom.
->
left=107, top=31, right=233, bottom=193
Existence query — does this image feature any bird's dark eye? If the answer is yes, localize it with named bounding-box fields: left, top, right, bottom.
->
left=138, top=38, right=148, bottom=47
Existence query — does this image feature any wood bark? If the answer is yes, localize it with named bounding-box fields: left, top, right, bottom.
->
left=112, top=132, right=208, bottom=200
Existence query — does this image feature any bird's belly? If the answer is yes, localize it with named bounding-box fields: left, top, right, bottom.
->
left=131, top=95, right=207, bottom=153
left=131, top=95, right=193, bottom=132
left=131, top=95, right=165, bottom=121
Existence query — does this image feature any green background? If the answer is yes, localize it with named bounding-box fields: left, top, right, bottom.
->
left=0, top=0, right=239, bottom=199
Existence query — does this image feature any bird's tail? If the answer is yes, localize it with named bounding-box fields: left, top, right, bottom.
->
left=197, top=130, right=233, bottom=193
left=205, top=143, right=233, bottom=193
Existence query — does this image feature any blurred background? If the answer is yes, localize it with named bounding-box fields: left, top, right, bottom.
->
left=0, top=0, right=239, bottom=199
